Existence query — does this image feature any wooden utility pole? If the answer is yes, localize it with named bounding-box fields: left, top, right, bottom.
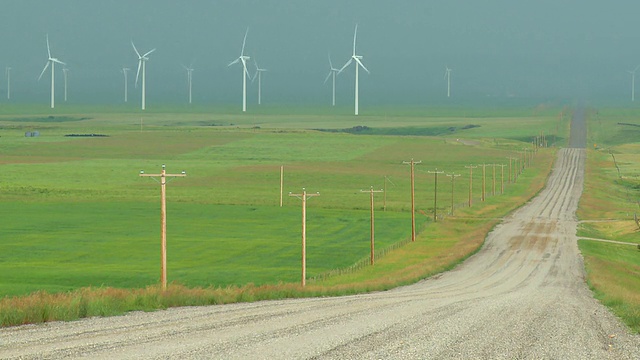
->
left=361, top=186, right=383, bottom=265
left=465, top=164, right=477, bottom=207
left=498, top=164, right=506, bottom=194
left=446, top=173, right=461, bottom=216
left=289, top=188, right=320, bottom=287
left=428, top=168, right=444, bottom=222
left=480, top=163, right=486, bottom=202
left=491, top=163, right=496, bottom=196
left=279, top=165, right=284, bottom=207
left=507, top=157, right=516, bottom=184
left=403, top=159, right=422, bottom=241
left=139, top=164, right=187, bottom=291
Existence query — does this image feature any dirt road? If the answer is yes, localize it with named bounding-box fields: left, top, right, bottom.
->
left=2, top=112, right=639, bottom=359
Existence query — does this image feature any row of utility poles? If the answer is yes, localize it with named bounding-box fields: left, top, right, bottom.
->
left=141, top=141, right=541, bottom=289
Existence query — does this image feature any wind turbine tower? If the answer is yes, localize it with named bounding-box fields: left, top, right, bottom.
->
left=5, top=67, right=10, bottom=100
left=122, top=67, right=130, bottom=102
left=324, top=54, right=340, bottom=106
left=252, top=59, right=267, bottom=105
left=38, top=34, right=66, bottom=109
left=629, top=65, right=640, bottom=102
left=132, top=41, right=156, bottom=110
left=182, top=64, right=194, bottom=104
left=228, top=28, right=251, bottom=112
left=339, top=24, right=370, bottom=116
left=62, top=67, right=69, bottom=102
left=445, top=66, right=452, bottom=98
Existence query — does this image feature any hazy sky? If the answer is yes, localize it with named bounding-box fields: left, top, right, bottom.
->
left=1, top=1, right=638, bottom=107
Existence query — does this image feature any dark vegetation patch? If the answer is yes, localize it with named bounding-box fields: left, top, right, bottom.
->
left=64, top=134, right=109, bottom=137
left=314, top=125, right=480, bottom=136
left=618, top=122, right=640, bottom=128
left=3, top=116, right=91, bottom=123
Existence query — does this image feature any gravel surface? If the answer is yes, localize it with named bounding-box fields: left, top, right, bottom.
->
left=2, top=112, right=639, bottom=359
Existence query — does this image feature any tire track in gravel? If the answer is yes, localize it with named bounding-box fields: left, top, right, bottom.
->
left=1, top=109, right=639, bottom=359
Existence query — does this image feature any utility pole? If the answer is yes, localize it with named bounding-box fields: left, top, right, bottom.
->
left=465, top=164, right=477, bottom=207
left=507, top=157, right=515, bottom=184
left=492, top=163, right=496, bottom=196
left=480, top=163, right=486, bottom=202
left=279, top=165, right=284, bottom=207
left=428, top=168, right=444, bottom=222
left=403, top=159, right=422, bottom=241
left=289, top=188, right=320, bottom=287
left=446, top=173, right=461, bottom=216
left=361, top=186, right=383, bottom=265
left=139, top=164, right=187, bottom=291
left=498, top=164, right=506, bottom=194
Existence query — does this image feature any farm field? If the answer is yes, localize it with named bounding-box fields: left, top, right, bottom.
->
left=0, top=105, right=561, bottom=307
left=578, top=107, right=640, bottom=332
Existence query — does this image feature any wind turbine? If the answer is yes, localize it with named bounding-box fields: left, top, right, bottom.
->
left=228, top=28, right=251, bottom=112
left=182, top=64, right=194, bottom=104
left=5, top=67, right=10, bottom=100
left=121, top=67, right=130, bottom=102
left=324, top=54, right=340, bottom=106
left=132, top=41, right=156, bottom=110
left=252, top=59, right=267, bottom=105
left=629, top=65, right=640, bottom=102
left=445, top=66, right=452, bottom=98
left=62, top=67, right=69, bottom=102
left=339, top=24, right=369, bottom=116
left=38, top=34, right=66, bottom=109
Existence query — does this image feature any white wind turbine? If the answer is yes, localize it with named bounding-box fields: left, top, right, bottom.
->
left=132, top=41, right=156, bottom=110
left=228, top=28, right=251, bottom=112
left=324, top=54, right=340, bottom=106
left=121, top=67, right=130, bottom=102
left=629, top=65, right=640, bottom=102
left=5, top=67, right=11, bottom=100
left=339, top=24, right=369, bottom=116
left=182, top=64, right=194, bottom=104
left=252, top=59, right=267, bottom=105
left=38, top=34, right=66, bottom=109
left=445, top=66, right=452, bottom=98
left=62, top=67, right=69, bottom=102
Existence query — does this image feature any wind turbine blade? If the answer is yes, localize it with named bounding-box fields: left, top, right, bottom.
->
left=240, top=58, right=250, bottom=77
left=143, top=48, right=156, bottom=57
left=634, top=64, right=640, bottom=73
left=241, top=27, right=249, bottom=56
left=354, top=58, right=369, bottom=74
left=328, top=53, right=333, bottom=69
left=339, top=58, right=353, bottom=74
left=37, top=62, right=50, bottom=81
left=252, top=71, right=258, bottom=83
left=135, top=60, right=142, bottom=87
left=131, top=41, right=141, bottom=58
left=46, top=34, right=51, bottom=59
left=353, top=24, right=358, bottom=56
left=53, top=59, right=66, bottom=65
left=324, top=72, right=332, bottom=84
left=228, top=58, right=240, bottom=67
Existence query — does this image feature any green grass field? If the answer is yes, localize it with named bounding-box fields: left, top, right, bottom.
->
left=0, top=105, right=561, bottom=296
left=578, top=106, right=640, bottom=333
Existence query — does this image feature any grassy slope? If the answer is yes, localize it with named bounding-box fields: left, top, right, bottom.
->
left=578, top=107, right=640, bottom=333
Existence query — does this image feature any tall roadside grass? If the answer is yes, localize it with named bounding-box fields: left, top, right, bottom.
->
left=0, top=148, right=556, bottom=327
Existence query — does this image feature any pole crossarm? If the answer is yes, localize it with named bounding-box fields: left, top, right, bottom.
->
left=403, top=159, right=422, bottom=242
left=288, top=188, right=320, bottom=287
left=361, top=186, right=383, bottom=265
left=139, top=164, right=187, bottom=291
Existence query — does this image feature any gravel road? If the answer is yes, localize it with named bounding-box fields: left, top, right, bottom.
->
left=2, top=111, right=639, bottom=359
